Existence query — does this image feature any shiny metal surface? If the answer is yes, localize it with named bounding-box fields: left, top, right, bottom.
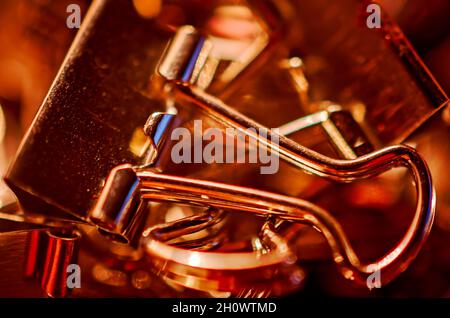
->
left=122, top=143, right=433, bottom=286
left=0, top=0, right=448, bottom=298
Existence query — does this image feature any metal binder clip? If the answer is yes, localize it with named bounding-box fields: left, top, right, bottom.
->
left=2, top=0, right=447, bottom=297
left=87, top=17, right=437, bottom=290
left=91, top=135, right=434, bottom=287
left=91, top=24, right=438, bottom=283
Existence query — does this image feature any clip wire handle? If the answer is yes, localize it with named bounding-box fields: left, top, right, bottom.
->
left=131, top=140, right=434, bottom=286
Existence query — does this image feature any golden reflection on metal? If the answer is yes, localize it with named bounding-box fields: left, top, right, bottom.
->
left=90, top=14, right=437, bottom=291
left=1, top=0, right=448, bottom=298
left=129, top=128, right=149, bottom=158
left=92, top=128, right=435, bottom=287
left=158, top=17, right=269, bottom=93
left=279, top=57, right=309, bottom=107
left=278, top=106, right=373, bottom=159
left=24, top=228, right=81, bottom=298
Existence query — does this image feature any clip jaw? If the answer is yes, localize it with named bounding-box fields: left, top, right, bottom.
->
left=89, top=165, right=142, bottom=244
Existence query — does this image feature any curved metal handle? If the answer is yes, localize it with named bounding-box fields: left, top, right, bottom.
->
left=136, top=143, right=434, bottom=286
left=173, top=85, right=430, bottom=182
